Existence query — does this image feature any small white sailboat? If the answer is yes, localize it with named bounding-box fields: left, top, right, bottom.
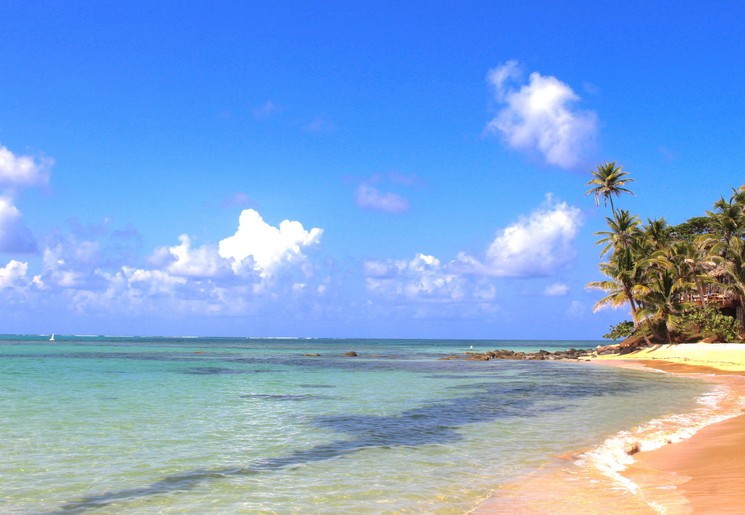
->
left=49, top=333, right=55, bottom=342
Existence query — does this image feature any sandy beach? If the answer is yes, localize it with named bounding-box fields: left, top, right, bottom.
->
left=476, top=344, right=745, bottom=514
left=595, top=345, right=745, bottom=513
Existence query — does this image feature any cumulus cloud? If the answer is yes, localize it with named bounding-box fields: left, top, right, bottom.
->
left=482, top=194, right=582, bottom=277
left=364, top=194, right=582, bottom=305
left=0, top=145, right=52, bottom=189
left=218, top=209, right=323, bottom=277
left=0, top=197, right=37, bottom=252
left=150, top=234, right=230, bottom=278
left=485, top=60, right=597, bottom=168
left=0, top=260, right=29, bottom=289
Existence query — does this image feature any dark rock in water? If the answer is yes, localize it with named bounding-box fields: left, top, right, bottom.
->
left=449, top=347, right=593, bottom=362
left=344, top=351, right=358, bottom=357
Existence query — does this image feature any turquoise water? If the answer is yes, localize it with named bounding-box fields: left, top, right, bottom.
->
left=0, top=337, right=711, bottom=513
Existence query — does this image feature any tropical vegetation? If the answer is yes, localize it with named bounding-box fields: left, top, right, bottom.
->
left=587, top=164, right=744, bottom=344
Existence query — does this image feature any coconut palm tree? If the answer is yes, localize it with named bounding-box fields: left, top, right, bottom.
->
left=706, top=196, right=741, bottom=245
left=594, top=210, right=641, bottom=258
left=588, top=251, right=653, bottom=346
left=585, top=161, right=635, bottom=214
left=715, top=236, right=745, bottom=329
left=589, top=211, right=653, bottom=345
left=634, top=260, right=694, bottom=344
left=643, top=218, right=671, bottom=251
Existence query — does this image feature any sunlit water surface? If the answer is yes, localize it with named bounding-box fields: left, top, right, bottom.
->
left=0, top=337, right=712, bottom=513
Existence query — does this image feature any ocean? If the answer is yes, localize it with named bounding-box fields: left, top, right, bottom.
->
left=0, top=336, right=735, bottom=513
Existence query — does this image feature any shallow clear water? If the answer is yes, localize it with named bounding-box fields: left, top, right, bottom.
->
left=0, top=337, right=711, bottom=513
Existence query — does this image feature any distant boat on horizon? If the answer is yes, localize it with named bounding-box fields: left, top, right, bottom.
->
left=49, top=333, right=55, bottom=342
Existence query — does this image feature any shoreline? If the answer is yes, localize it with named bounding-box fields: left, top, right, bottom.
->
left=595, top=346, right=745, bottom=513
left=475, top=344, right=745, bottom=513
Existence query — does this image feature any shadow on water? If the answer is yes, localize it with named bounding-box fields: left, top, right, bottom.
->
left=51, top=362, right=643, bottom=513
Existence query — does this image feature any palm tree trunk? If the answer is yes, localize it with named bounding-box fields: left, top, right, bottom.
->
left=625, top=286, right=653, bottom=346
left=690, top=274, right=707, bottom=309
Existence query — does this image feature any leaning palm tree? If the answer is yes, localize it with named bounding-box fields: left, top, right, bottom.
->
left=585, top=161, right=635, bottom=214
left=588, top=252, right=653, bottom=346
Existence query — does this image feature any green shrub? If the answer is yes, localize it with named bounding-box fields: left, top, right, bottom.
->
left=672, top=307, right=741, bottom=342
left=603, top=320, right=635, bottom=340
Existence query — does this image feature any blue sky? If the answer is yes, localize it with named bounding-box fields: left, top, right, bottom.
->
left=1, top=1, right=744, bottom=339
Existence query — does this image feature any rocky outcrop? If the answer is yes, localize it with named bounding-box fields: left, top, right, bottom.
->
left=443, top=348, right=594, bottom=361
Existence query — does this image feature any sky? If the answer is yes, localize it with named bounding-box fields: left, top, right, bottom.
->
left=1, top=1, right=744, bottom=339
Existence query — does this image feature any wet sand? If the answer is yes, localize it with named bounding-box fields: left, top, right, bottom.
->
left=613, top=356, right=745, bottom=514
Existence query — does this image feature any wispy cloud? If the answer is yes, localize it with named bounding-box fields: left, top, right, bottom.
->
left=303, top=116, right=334, bottom=134
left=253, top=100, right=281, bottom=118
left=485, top=60, right=597, bottom=169
left=355, top=184, right=409, bottom=214
left=221, top=191, right=254, bottom=208
left=354, top=173, right=415, bottom=214
left=544, top=282, right=569, bottom=296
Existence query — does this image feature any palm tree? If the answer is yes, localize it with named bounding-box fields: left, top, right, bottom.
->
left=706, top=196, right=741, bottom=245
left=643, top=218, right=670, bottom=251
left=588, top=252, right=652, bottom=346
left=678, top=237, right=718, bottom=308
left=585, top=161, right=635, bottom=214
left=595, top=210, right=641, bottom=258
left=716, top=237, right=745, bottom=330
left=634, top=259, right=694, bottom=344
left=589, top=211, right=652, bottom=345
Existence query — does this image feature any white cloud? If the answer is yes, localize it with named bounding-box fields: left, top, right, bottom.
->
left=0, top=260, right=28, bottom=289
left=124, top=267, right=188, bottom=295
left=486, top=60, right=597, bottom=168
left=218, top=209, right=323, bottom=277
left=0, top=196, right=36, bottom=252
left=364, top=253, right=464, bottom=301
left=0, top=145, right=52, bottom=189
left=355, top=184, right=409, bottom=214
left=483, top=194, right=582, bottom=277
left=150, top=234, right=229, bottom=278
left=544, top=282, right=570, bottom=296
